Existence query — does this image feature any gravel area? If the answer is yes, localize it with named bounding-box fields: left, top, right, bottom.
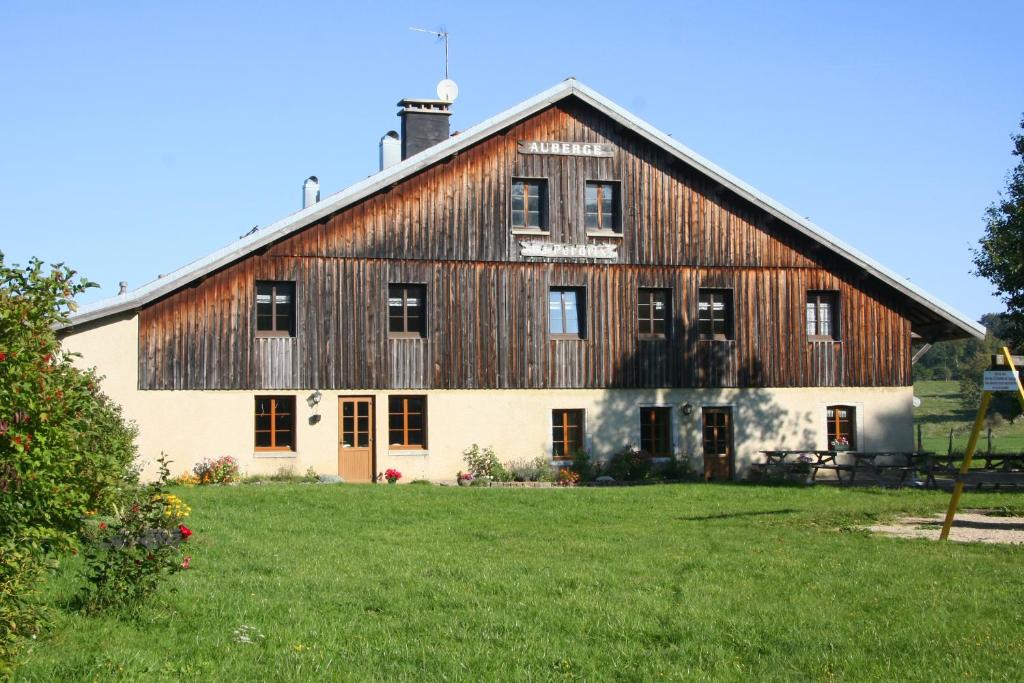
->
left=868, top=511, right=1024, bottom=545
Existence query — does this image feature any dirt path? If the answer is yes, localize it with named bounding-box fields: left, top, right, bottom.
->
left=868, top=511, right=1024, bottom=545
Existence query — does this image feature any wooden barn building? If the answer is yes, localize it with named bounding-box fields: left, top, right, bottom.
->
left=60, top=79, right=983, bottom=482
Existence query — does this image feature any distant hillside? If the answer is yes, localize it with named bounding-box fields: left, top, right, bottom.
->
left=914, top=380, right=1024, bottom=453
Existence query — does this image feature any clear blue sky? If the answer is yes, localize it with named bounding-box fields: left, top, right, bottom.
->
left=2, top=1, right=1021, bottom=321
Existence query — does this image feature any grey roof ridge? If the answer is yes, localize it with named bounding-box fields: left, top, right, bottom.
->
left=65, top=77, right=984, bottom=339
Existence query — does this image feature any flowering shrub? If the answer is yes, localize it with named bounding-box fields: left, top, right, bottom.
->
left=79, top=455, right=193, bottom=612
left=154, top=493, right=191, bottom=520
left=171, top=472, right=199, bottom=486
left=193, top=456, right=239, bottom=485
left=462, top=444, right=510, bottom=481
left=384, top=468, right=402, bottom=484
left=456, top=471, right=474, bottom=485
left=1, top=255, right=138, bottom=665
left=555, top=468, right=581, bottom=487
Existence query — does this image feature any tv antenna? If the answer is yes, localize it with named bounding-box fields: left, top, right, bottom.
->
left=409, top=26, right=450, bottom=79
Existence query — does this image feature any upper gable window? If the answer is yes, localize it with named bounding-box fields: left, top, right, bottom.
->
left=585, top=181, right=620, bottom=232
left=256, top=281, right=295, bottom=337
left=806, top=291, right=839, bottom=340
left=638, top=288, right=670, bottom=339
left=698, top=289, right=733, bottom=340
left=512, top=178, right=547, bottom=231
left=549, top=287, right=586, bottom=339
left=389, top=284, right=426, bottom=338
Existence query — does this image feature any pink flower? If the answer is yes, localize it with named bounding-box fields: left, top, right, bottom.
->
left=181, top=556, right=191, bottom=570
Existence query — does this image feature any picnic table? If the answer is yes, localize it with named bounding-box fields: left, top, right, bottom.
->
left=757, top=450, right=930, bottom=486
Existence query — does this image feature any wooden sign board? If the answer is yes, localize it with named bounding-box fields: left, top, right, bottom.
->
left=983, top=370, right=1022, bottom=392
left=518, top=140, right=615, bottom=157
left=518, top=240, right=618, bottom=260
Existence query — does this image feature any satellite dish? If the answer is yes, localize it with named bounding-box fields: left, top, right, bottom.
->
left=437, top=78, right=459, bottom=102
left=912, top=396, right=922, bottom=408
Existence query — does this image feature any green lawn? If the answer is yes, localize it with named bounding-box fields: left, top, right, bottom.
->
left=14, top=483, right=1024, bottom=681
left=914, top=379, right=1024, bottom=453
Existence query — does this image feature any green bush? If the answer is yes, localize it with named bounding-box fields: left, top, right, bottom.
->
left=504, top=456, right=555, bottom=482
left=462, top=444, right=510, bottom=481
left=602, top=446, right=655, bottom=482
left=0, top=254, right=139, bottom=666
left=78, top=455, right=192, bottom=612
left=568, top=449, right=594, bottom=481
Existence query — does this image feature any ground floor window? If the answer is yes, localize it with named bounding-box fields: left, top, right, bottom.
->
left=255, top=396, right=295, bottom=451
left=389, top=395, right=426, bottom=449
left=640, top=407, right=673, bottom=455
left=826, top=405, right=856, bottom=450
left=552, top=409, right=584, bottom=459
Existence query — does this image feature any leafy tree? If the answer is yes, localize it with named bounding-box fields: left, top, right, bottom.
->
left=0, top=254, right=138, bottom=668
left=973, top=115, right=1024, bottom=349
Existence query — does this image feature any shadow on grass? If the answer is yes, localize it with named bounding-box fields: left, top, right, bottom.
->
left=675, top=508, right=799, bottom=522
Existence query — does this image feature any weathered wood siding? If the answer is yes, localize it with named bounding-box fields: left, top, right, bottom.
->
left=137, top=97, right=913, bottom=390
left=139, top=258, right=912, bottom=390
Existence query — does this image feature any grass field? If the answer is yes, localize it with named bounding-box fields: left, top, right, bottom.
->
left=13, top=483, right=1024, bottom=681
left=914, top=379, right=1024, bottom=453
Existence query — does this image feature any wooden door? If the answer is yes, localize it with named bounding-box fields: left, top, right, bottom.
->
left=702, top=407, right=734, bottom=481
left=339, top=397, right=375, bottom=482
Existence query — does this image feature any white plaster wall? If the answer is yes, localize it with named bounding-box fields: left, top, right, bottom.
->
left=62, top=314, right=914, bottom=481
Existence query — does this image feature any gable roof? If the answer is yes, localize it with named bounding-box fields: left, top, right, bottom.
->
left=64, top=78, right=984, bottom=340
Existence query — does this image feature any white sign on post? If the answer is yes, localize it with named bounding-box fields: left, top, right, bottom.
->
left=983, top=370, right=1022, bottom=392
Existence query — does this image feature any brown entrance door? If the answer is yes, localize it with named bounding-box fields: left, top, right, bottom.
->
left=339, top=397, right=375, bottom=482
left=702, top=407, right=734, bottom=481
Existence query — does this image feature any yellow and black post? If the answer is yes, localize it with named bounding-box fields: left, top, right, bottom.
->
left=940, top=347, right=1024, bottom=540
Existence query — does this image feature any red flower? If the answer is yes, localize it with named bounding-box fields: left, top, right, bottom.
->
left=0, top=352, right=6, bottom=362
left=178, top=524, right=192, bottom=540
left=98, top=521, right=107, bottom=530
left=181, top=556, right=191, bottom=569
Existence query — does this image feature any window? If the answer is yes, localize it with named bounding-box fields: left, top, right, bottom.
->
left=552, top=409, right=584, bottom=459
left=511, top=178, right=547, bottom=230
left=826, top=405, right=856, bottom=450
left=640, top=407, right=673, bottom=456
left=389, top=395, right=426, bottom=449
left=638, top=288, right=670, bottom=338
left=255, top=281, right=295, bottom=337
left=698, top=289, right=733, bottom=340
left=584, top=181, right=620, bottom=232
left=806, top=291, right=838, bottom=339
left=389, top=284, right=426, bottom=338
left=255, top=396, right=295, bottom=451
left=549, top=287, right=585, bottom=339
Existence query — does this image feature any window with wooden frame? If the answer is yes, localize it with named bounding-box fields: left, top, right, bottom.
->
left=388, top=395, right=427, bottom=449
left=584, top=181, right=620, bottom=232
left=806, top=291, right=839, bottom=340
left=511, top=178, right=547, bottom=230
left=552, top=409, right=585, bottom=459
left=254, top=396, right=295, bottom=451
left=549, top=287, right=586, bottom=339
left=640, top=407, right=673, bottom=456
left=698, top=289, right=733, bottom=340
left=388, top=284, right=426, bottom=338
left=255, top=281, right=296, bottom=337
left=826, top=405, right=856, bottom=450
left=637, top=288, right=670, bottom=338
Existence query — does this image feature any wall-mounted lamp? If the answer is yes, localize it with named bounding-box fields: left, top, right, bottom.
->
left=307, top=390, right=323, bottom=408
left=681, top=402, right=694, bottom=416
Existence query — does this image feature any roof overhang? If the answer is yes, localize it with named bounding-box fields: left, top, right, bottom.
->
left=63, top=78, right=985, bottom=340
